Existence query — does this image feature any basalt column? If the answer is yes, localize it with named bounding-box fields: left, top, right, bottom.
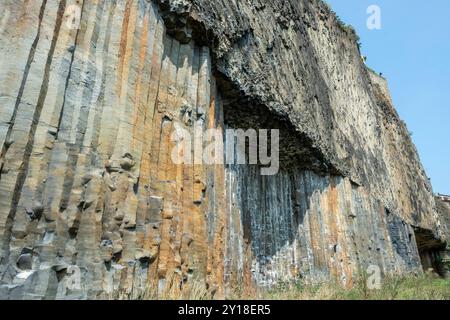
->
left=225, top=165, right=423, bottom=287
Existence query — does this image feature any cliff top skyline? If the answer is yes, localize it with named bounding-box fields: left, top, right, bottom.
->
left=327, top=0, right=450, bottom=194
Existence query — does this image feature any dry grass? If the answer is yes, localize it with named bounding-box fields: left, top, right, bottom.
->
left=115, top=272, right=450, bottom=300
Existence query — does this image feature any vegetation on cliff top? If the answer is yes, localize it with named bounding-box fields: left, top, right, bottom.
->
left=319, top=0, right=361, bottom=46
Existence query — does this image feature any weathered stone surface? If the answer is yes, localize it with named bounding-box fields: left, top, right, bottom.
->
left=0, top=0, right=446, bottom=299
left=434, top=196, right=450, bottom=276
left=178, top=0, right=443, bottom=237
left=225, top=165, right=424, bottom=287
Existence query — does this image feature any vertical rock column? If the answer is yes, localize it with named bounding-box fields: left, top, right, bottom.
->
left=225, top=166, right=423, bottom=287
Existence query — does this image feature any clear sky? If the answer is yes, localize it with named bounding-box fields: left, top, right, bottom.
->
left=325, top=0, right=450, bottom=195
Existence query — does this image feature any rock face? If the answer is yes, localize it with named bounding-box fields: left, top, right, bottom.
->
left=434, top=196, right=450, bottom=276
left=0, top=0, right=446, bottom=299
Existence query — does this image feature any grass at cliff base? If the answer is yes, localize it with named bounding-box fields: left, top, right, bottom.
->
left=261, top=274, right=450, bottom=300
left=121, top=273, right=449, bottom=300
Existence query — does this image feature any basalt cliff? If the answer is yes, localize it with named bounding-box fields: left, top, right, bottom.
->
left=0, top=0, right=446, bottom=299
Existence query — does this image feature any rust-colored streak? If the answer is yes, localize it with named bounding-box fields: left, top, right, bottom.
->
left=327, top=177, right=339, bottom=278
left=116, top=0, right=132, bottom=96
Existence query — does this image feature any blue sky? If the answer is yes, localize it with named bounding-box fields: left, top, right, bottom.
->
left=326, top=0, right=450, bottom=195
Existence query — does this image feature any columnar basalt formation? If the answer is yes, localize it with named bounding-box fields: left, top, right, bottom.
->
left=434, top=196, right=450, bottom=276
left=0, top=0, right=446, bottom=299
